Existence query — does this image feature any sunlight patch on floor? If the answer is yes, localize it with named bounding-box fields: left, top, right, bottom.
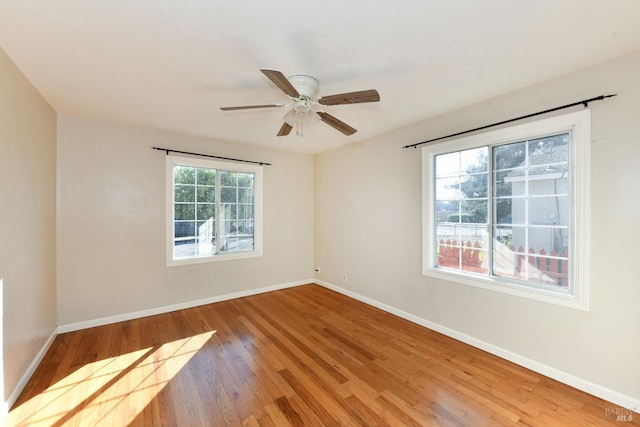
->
left=7, top=330, right=216, bottom=427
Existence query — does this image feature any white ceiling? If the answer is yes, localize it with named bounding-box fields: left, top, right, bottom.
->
left=1, top=1, right=640, bottom=154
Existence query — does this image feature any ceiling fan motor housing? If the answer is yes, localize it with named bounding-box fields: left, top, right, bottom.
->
left=287, top=75, right=320, bottom=100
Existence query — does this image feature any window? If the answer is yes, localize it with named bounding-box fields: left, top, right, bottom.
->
left=166, top=155, right=263, bottom=266
left=422, top=110, right=590, bottom=309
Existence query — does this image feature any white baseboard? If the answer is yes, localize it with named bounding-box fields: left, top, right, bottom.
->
left=3, top=327, right=58, bottom=417
left=314, top=280, right=640, bottom=413
left=58, top=279, right=311, bottom=333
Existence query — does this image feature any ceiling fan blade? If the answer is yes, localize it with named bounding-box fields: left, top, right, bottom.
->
left=220, top=103, right=285, bottom=111
left=318, top=89, right=380, bottom=106
left=277, top=122, right=293, bottom=136
left=317, top=112, right=357, bottom=136
left=260, top=69, right=300, bottom=98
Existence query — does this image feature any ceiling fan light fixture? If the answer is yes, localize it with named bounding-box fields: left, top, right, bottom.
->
left=283, top=101, right=320, bottom=137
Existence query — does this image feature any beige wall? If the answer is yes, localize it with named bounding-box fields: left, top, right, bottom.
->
left=314, top=50, right=640, bottom=404
left=0, top=48, right=57, bottom=403
left=56, top=116, right=314, bottom=325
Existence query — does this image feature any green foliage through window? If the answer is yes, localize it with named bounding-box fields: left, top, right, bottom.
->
left=172, top=163, right=255, bottom=260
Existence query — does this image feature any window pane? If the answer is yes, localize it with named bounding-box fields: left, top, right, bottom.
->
left=196, top=204, right=215, bottom=220
left=494, top=170, right=515, bottom=198
left=220, top=203, right=236, bottom=220
left=173, top=239, right=196, bottom=258
left=435, top=151, right=460, bottom=177
left=221, top=220, right=236, bottom=234
left=219, top=213, right=254, bottom=254
left=239, top=234, right=255, bottom=251
left=491, top=136, right=570, bottom=290
left=238, top=173, right=254, bottom=187
left=529, top=195, right=567, bottom=225
left=435, top=177, right=461, bottom=201
left=238, top=188, right=253, bottom=203
left=436, top=221, right=461, bottom=242
left=531, top=178, right=568, bottom=196
left=461, top=200, right=487, bottom=223
left=235, top=204, right=254, bottom=220
left=174, top=166, right=196, bottom=184
left=197, top=168, right=216, bottom=186
left=508, top=198, right=526, bottom=226
left=460, top=147, right=488, bottom=174
left=238, top=204, right=253, bottom=220
left=436, top=200, right=459, bottom=223
left=493, top=236, right=569, bottom=288
left=494, top=225, right=513, bottom=247
left=436, top=233, right=488, bottom=274
left=173, top=236, right=217, bottom=259
left=174, top=185, right=194, bottom=203
left=196, top=220, right=215, bottom=256
left=536, top=250, right=569, bottom=288
left=494, top=198, right=513, bottom=224
left=197, top=220, right=215, bottom=238
left=236, top=220, right=249, bottom=234
left=461, top=173, right=487, bottom=198
left=434, top=147, right=488, bottom=275
left=492, top=231, right=518, bottom=278
left=174, top=221, right=195, bottom=238
left=174, top=204, right=194, bottom=221
left=221, top=187, right=237, bottom=203
left=196, top=237, right=215, bottom=257
left=196, top=186, right=215, bottom=203
left=221, top=171, right=237, bottom=186
left=527, top=134, right=569, bottom=182
left=246, top=205, right=254, bottom=220
left=219, top=219, right=236, bottom=253
left=494, top=141, right=526, bottom=172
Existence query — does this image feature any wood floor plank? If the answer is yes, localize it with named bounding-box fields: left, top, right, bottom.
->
left=277, top=368, right=344, bottom=425
left=284, top=394, right=326, bottom=427
left=6, top=284, right=639, bottom=426
left=272, top=396, right=301, bottom=426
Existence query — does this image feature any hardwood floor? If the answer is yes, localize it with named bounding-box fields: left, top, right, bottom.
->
left=7, top=284, right=638, bottom=426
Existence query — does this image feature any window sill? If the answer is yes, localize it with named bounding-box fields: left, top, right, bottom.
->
left=423, top=267, right=589, bottom=311
left=167, top=250, right=262, bottom=267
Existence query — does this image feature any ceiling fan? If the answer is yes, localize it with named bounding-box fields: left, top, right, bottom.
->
left=220, top=69, right=380, bottom=137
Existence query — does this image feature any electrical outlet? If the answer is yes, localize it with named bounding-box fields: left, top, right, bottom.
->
left=342, top=273, right=348, bottom=282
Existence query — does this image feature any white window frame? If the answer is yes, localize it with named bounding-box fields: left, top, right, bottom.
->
left=166, top=155, right=263, bottom=267
left=422, top=110, right=590, bottom=310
